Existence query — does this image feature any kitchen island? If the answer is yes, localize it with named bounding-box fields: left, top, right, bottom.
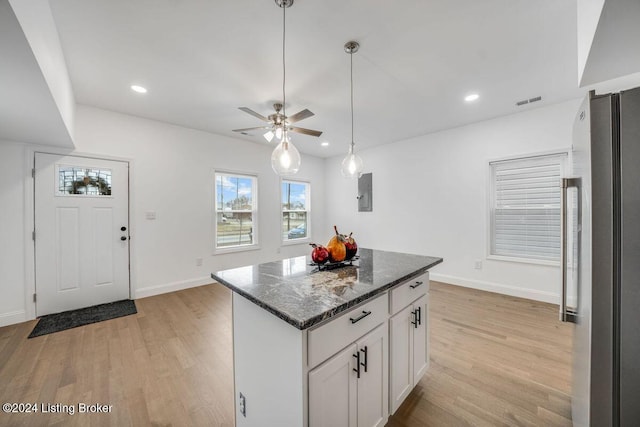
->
left=212, top=248, right=443, bottom=427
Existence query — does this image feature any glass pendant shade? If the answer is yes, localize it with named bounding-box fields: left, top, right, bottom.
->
left=275, top=126, right=283, bottom=140
left=341, top=145, right=363, bottom=178
left=271, top=135, right=301, bottom=176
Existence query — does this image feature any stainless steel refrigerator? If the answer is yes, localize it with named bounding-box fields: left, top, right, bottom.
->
left=561, top=88, right=640, bottom=426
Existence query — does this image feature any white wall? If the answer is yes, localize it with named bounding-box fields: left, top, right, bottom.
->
left=579, top=0, right=640, bottom=86
left=9, top=0, right=75, bottom=141
left=324, top=99, right=583, bottom=303
left=0, top=142, right=28, bottom=326
left=577, top=0, right=605, bottom=84
left=73, top=106, right=326, bottom=297
left=0, top=106, right=326, bottom=326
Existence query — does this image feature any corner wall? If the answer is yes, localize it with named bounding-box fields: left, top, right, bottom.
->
left=323, top=99, right=583, bottom=303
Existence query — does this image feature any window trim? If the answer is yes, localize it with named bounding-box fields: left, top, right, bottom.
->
left=280, top=178, right=311, bottom=246
left=213, top=170, right=260, bottom=254
left=486, top=149, right=571, bottom=266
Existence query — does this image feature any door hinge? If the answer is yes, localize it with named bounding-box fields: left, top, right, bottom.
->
left=32, top=168, right=35, bottom=178
left=33, top=293, right=37, bottom=303
left=32, top=230, right=35, bottom=241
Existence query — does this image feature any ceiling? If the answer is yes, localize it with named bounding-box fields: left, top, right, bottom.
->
left=0, top=0, right=72, bottom=147
left=47, top=0, right=584, bottom=158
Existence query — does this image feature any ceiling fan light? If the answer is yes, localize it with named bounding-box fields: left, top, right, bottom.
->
left=275, top=126, right=283, bottom=140
left=264, top=130, right=275, bottom=142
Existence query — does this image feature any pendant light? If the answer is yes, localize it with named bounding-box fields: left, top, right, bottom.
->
left=341, top=41, right=364, bottom=179
left=271, top=0, right=301, bottom=176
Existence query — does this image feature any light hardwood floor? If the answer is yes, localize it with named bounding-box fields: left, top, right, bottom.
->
left=387, top=282, right=573, bottom=427
left=0, top=281, right=572, bottom=426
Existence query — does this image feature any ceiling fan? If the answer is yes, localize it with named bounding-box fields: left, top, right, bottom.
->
left=233, top=102, right=323, bottom=141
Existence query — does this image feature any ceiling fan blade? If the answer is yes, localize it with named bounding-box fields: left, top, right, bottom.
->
left=238, top=107, right=270, bottom=122
left=289, top=127, right=323, bottom=137
left=287, top=109, right=314, bottom=123
left=233, top=126, right=272, bottom=133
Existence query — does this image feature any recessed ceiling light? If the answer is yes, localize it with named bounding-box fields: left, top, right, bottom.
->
left=130, top=85, right=147, bottom=94
left=464, top=93, right=479, bottom=102
left=321, top=142, right=329, bottom=147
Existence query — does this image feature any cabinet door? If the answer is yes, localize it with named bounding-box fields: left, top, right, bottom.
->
left=412, top=294, right=429, bottom=386
left=356, top=324, right=388, bottom=427
left=389, top=305, right=413, bottom=414
left=309, top=343, right=358, bottom=427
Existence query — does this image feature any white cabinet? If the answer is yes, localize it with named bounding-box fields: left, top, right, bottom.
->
left=309, top=344, right=357, bottom=427
left=389, top=293, right=429, bottom=414
left=411, top=294, right=429, bottom=386
left=308, top=294, right=388, bottom=369
left=309, top=324, right=388, bottom=427
left=229, top=273, right=431, bottom=427
left=389, top=304, right=413, bottom=411
left=356, top=324, right=388, bottom=427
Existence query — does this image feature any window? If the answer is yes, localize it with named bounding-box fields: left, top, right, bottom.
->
left=489, top=153, right=567, bottom=262
left=282, top=180, right=310, bottom=242
left=58, top=166, right=112, bottom=196
left=215, top=172, right=257, bottom=250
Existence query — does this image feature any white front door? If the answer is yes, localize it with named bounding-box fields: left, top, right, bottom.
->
left=34, top=153, right=130, bottom=316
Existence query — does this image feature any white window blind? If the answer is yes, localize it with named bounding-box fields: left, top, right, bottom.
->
left=490, top=153, right=567, bottom=262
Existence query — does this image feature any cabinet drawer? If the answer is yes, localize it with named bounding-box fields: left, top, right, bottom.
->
left=389, top=272, right=429, bottom=315
left=308, top=293, right=388, bottom=369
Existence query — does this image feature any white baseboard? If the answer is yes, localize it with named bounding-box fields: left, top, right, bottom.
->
left=0, top=310, right=27, bottom=328
left=134, top=276, right=213, bottom=299
left=430, top=273, right=559, bottom=304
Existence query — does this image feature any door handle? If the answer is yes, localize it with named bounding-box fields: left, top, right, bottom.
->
left=410, top=281, right=423, bottom=289
left=120, top=236, right=127, bottom=241
left=560, top=177, right=580, bottom=323
left=411, top=309, right=418, bottom=328
left=416, top=306, right=422, bottom=326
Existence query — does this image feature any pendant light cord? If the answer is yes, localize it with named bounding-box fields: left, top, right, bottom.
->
left=282, top=3, right=286, bottom=123
left=350, top=50, right=354, bottom=149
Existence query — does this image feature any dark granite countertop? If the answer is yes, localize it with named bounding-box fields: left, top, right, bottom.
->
left=211, top=248, right=443, bottom=330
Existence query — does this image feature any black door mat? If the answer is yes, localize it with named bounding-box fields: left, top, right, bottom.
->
left=28, top=300, right=137, bottom=338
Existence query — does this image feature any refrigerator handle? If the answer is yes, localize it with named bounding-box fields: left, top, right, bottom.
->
left=560, top=177, right=580, bottom=323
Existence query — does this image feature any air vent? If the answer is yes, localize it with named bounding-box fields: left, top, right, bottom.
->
left=516, top=95, right=542, bottom=107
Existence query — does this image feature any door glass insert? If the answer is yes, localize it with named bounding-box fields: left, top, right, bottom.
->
left=57, top=166, right=112, bottom=196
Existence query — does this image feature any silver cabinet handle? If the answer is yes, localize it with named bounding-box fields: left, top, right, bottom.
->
left=560, top=178, right=580, bottom=323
